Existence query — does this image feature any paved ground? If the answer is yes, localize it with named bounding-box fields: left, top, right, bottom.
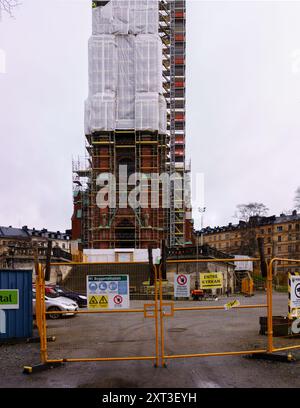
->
left=1, top=292, right=300, bottom=388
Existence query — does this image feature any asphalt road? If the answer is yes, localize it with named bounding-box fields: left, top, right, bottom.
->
left=1, top=292, right=300, bottom=388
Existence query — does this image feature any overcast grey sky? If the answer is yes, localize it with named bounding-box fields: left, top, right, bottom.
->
left=0, top=0, right=299, bottom=232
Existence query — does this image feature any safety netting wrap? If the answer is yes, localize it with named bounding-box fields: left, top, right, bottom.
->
left=116, top=35, right=135, bottom=129
left=135, top=34, right=163, bottom=94
left=85, top=0, right=167, bottom=134
left=88, top=35, right=117, bottom=95
left=85, top=92, right=116, bottom=133
left=159, top=95, right=167, bottom=134
left=135, top=92, right=159, bottom=131
left=92, top=0, right=159, bottom=35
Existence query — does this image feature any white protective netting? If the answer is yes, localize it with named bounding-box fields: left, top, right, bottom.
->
left=135, top=34, right=163, bottom=94
left=116, top=35, right=135, bottom=129
left=159, top=94, right=167, bottom=134
left=88, top=35, right=117, bottom=95
left=85, top=92, right=116, bottom=133
left=92, top=0, right=159, bottom=35
left=85, top=0, right=167, bottom=134
left=135, top=92, right=159, bottom=131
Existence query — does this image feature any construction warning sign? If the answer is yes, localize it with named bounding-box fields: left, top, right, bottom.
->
left=200, top=272, right=223, bottom=290
left=224, top=299, right=240, bottom=310
left=88, top=295, right=109, bottom=309
left=87, top=275, right=130, bottom=310
left=174, top=274, right=190, bottom=298
left=288, top=273, right=300, bottom=318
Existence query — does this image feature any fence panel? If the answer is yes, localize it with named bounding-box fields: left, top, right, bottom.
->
left=268, top=258, right=300, bottom=354
left=34, top=261, right=160, bottom=367
left=158, top=259, right=268, bottom=365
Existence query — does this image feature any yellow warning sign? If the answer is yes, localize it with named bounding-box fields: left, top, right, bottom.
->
left=200, top=272, right=223, bottom=289
left=89, top=296, right=98, bottom=305
left=99, top=295, right=108, bottom=306
left=88, top=295, right=108, bottom=309
left=224, top=299, right=240, bottom=310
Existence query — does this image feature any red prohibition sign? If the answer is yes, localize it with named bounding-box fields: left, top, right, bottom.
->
left=177, top=275, right=187, bottom=286
left=114, top=295, right=123, bottom=304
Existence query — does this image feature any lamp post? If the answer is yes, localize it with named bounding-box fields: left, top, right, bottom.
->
left=198, top=207, right=206, bottom=247
left=195, top=207, right=206, bottom=289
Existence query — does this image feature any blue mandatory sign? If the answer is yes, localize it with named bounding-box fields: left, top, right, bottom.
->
left=89, top=282, right=98, bottom=292
left=99, top=282, right=108, bottom=291
left=109, top=282, right=118, bottom=291
left=118, top=281, right=128, bottom=295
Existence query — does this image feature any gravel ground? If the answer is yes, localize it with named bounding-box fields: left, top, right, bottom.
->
left=1, top=292, right=300, bottom=388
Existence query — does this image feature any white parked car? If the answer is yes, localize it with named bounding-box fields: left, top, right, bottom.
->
left=32, top=289, right=78, bottom=319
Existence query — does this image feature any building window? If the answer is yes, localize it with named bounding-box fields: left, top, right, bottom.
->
left=267, top=248, right=271, bottom=255
left=260, top=229, right=264, bottom=234
left=277, top=226, right=283, bottom=232
left=268, top=228, right=272, bottom=234
left=289, top=224, right=292, bottom=230
left=278, top=236, right=282, bottom=242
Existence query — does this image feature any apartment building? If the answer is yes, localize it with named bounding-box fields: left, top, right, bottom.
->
left=197, top=210, right=300, bottom=278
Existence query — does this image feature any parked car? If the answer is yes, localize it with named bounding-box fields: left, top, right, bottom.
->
left=46, top=285, right=87, bottom=308
left=32, top=289, right=78, bottom=319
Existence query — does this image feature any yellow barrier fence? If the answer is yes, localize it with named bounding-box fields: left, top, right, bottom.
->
left=32, top=261, right=161, bottom=368
left=268, top=258, right=300, bottom=354
left=158, top=258, right=269, bottom=366
left=26, top=257, right=300, bottom=372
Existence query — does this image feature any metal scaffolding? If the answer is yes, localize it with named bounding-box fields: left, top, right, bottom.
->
left=159, top=0, right=187, bottom=247
left=72, top=0, right=190, bottom=250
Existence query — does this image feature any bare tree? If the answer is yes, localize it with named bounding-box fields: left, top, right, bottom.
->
left=295, top=187, right=300, bottom=211
left=238, top=227, right=258, bottom=257
left=234, top=202, right=269, bottom=222
left=0, top=0, right=21, bottom=18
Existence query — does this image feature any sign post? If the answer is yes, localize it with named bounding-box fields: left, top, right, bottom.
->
left=288, top=273, right=300, bottom=319
left=174, top=274, right=190, bottom=298
left=87, top=275, right=130, bottom=310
